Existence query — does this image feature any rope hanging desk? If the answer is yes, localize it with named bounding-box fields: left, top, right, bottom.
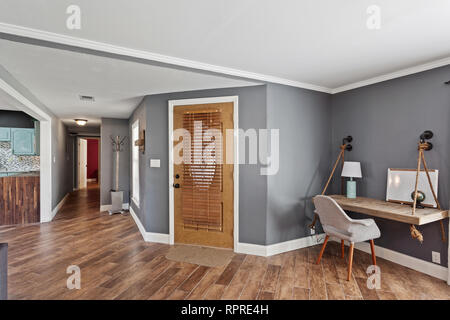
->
left=311, top=132, right=447, bottom=243
left=327, top=194, right=448, bottom=234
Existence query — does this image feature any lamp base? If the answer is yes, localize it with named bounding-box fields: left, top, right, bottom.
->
left=346, top=180, right=357, bottom=198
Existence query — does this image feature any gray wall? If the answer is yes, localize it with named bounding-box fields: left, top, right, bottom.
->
left=266, top=84, right=331, bottom=244
left=331, top=65, right=450, bottom=266
left=100, top=118, right=130, bottom=206
left=0, top=110, right=35, bottom=128
left=130, top=85, right=268, bottom=244
left=127, top=66, right=449, bottom=264
left=51, top=118, right=73, bottom=209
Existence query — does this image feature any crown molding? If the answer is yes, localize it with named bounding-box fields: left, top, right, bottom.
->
left=1, top=23, right=449, bottom=95
left=0, top=22, right=332, bottom=93
left=332, top=57, right=450, bottom=94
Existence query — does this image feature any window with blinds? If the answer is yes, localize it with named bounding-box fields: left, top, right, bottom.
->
left=181, top=111, right=223, bottom=231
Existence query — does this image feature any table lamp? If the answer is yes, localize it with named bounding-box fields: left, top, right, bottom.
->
left=341, top=161, right=362, bottom=198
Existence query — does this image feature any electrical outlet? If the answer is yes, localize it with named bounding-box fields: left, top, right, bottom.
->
left=431, top=251, right=441, bottom=264
left=310, top=228, right=315, bottom=235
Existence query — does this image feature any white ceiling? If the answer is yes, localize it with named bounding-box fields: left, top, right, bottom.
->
left=0, top=105, right=18, bottom=111
left=0, top=0, right=449, bottom=90
left=0, top=39, right=257, bottom=126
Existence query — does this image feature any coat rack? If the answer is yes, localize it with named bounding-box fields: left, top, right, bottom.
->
left=310, top=136, right=353, bottom=229
left=109, top=135, right=127, bottom=215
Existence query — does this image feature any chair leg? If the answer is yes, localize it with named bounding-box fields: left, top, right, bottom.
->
left=370, top=239, right=376, bottom=265
left=347, top=242, right=354, bottom=281
left=341, top=240, right=345, bottom=259
left=316, top=235, right=329, bottom=265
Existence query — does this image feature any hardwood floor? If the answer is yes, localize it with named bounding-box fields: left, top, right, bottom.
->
left=0, top=184, right=449, bottom=300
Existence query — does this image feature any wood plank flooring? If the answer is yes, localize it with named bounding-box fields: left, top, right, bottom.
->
left=0, top=184, right=449, bottom=300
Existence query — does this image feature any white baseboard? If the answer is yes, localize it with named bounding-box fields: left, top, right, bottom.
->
left=236, top=234, right=326, bottom=257
left=235, top=242, right=267, bottom=256
left=127, top=211, right=325, bottom=257
left=331, top=238, right=448, bottom=283
left=129, top=207, right=170, bottom=244
left=100, top=203, right=129, bottom=212
left=50, top=193, right=70, bottom=221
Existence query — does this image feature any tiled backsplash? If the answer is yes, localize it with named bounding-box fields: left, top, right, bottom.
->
left=0, top=142, right=40, bottom=172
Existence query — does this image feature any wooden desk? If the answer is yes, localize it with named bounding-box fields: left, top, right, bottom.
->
left=321, top=195, right=449, bottom=285
left=327, top=195, right=448, bottom=226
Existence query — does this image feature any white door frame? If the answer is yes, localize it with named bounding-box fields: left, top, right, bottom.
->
left=0, top=77, right=53, bottom=223
left=168, top=96, right=239, bottom=250
left=77, top=137, right=88, bottom=189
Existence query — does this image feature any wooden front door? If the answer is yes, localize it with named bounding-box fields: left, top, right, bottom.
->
left=173, top=102, right=234, bottom=249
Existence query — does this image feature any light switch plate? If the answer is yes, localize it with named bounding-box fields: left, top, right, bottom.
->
left=431, top=251, right=441, bottom=264
left=150, top=159, right=160, bottom=168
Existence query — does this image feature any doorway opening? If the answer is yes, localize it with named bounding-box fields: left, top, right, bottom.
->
left=77, top=137, right=100, bottom=189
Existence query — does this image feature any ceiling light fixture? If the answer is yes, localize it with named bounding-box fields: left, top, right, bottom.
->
left=75, top=119, right=88, bottom=126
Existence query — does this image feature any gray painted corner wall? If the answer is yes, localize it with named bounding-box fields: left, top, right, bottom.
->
left=266, top=84, right=331, bottom=244
left=331, top=65, right=450, bottom=266
left=130, top=85, right=268, bottom=245
left=126, top=65, right=448, bottom=266
left=51, top=118, right=73, bottom=209
left=129, top=84, right=332, bottom=246
left=100, top=118, right=130, bottom=206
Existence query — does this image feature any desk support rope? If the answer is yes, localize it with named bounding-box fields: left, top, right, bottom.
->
left=310, top=137, right=352, bottom=229
left=410, top=140, right=446, bottom=243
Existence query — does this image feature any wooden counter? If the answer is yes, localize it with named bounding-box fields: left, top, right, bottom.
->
left=0, top=174, right=40, bottom=225
left=326, top=194, right=448, bottom=225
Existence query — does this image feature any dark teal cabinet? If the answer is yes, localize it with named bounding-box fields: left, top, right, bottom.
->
left=0, top=127, right=10, bottom=142
left=11, top=128, right=35, bottom=155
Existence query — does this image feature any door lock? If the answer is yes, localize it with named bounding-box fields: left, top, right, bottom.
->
left=173, top=183, right=180, bottom=188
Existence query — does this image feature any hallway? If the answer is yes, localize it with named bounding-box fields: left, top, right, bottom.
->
left=0, top=186, right=448, bottom=300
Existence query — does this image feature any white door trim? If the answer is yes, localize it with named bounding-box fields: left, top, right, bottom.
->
left=79, top=137, right=88, bottom=189
left=0, top=77, right=53, bottom=223
left=168, top=96, right=239, bottom=250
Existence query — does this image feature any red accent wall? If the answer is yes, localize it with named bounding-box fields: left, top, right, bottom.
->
left=87, top=139, right=99, bottom=180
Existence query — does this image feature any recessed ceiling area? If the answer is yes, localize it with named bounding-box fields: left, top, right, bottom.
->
left=0, top=0, right=449, bottom=89
left=0, top=39, right=258, bottom=126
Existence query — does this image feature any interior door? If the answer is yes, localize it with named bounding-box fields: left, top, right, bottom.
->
left=173, top=102, right=234, bottom=249
left=78, top=138, right=87, bottom=189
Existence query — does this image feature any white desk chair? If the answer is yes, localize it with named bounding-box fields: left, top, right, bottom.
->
left=313, top=195, right=380, bottom=281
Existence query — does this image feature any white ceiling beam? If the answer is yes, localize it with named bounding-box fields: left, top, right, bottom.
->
left=0, top=22, right=332, bottom=94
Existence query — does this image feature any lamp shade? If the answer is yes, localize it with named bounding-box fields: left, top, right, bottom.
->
left=341, top=161, right=362, bottom=178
